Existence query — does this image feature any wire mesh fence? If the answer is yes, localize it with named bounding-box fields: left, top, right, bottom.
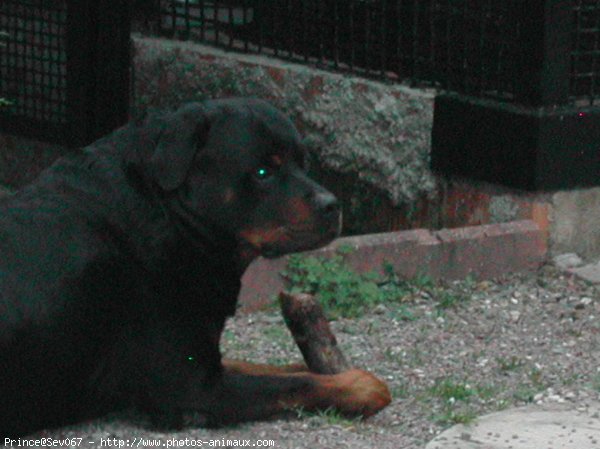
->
left=154, top=0, right=600, bottom=107
left=0, top=0, right=131, bottom=145
left=1, top=1, right=599, bottom=145
left=0, top=0, right=68, bottom=125
left=155, top=0, right=521, bottom=102
left=571, top=0, right=600, bottom=105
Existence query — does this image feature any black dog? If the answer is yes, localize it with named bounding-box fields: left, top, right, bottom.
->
left=0, top=98, right=390, bottom=437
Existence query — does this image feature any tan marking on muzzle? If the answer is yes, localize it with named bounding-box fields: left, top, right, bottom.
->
left=223, top=188, right=236, bottom=204
left=287, top=197, right=312, bottom=225
left=239, top=226, right=289, bottom=248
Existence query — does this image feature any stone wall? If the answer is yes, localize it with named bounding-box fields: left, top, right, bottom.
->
left=133, top=36, right=436, bottom=207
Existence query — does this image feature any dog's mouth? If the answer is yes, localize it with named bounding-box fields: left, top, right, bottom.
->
left=261, top=216, right=342, bottom=259
left=239, top=214, right=342, bottom=259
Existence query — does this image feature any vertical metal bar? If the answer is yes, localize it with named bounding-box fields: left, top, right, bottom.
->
left=364, top=1, right=371, bottom=71
left=257, top=0, right=264, bottom=53
left=395, top=0, right=404, bottom=77
left=39, top=2, right=47, bottom=120
left=446, top=1, right=455, bottom=90
left=590, top=0, right=600, bottom=105
left=514, top=0, right=572, bottom=106
left=228, top=0, right=234, bottom=49
left=242, top=0, right=248, bottom=51
left=333, top=0, right=339, bottom=68
left=92, top=0, right=131, bottom=139
left=478, top=0, right=491, bottom=94
left=66, top=0, right=93, bottom=144
left=30, top=2, right=37, bottom=119
left=287, top=0, right=294, bottom=58
left=21, top=5, right=28, bottom=117
left=184, top=0, right=191, bottom=40
left=242, top=0, right=248, bottom=52
left=273, top=0, right=279, bottom=57
left=170, top=0, right=177, bottom=35
left=302, top=0, right=308, bottom=62
left=428, top=0, right=435, bottom=83
left=11, top=4, right=18, bottom=114
left=379, top=0, right=387, bottom=77
left=214, top=0, right=220, bottom=44
left=349, top=0, right=355, bottom=69
left=200, top=0, right=206, bottom=41
left=461, top=0, right=469, bottom=93
left=571, top=0, right=585, bottom=104
left=494, top=2, right=504, bottom=96
left=411, top=0, right=420, bottom=80
left=317, top=0, right=323, bottom=63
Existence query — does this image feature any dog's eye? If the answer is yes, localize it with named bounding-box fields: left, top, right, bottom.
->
left=254, top=167, right=272, bottom=180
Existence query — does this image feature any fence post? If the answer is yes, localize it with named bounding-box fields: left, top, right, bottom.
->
left=92, top=0, right=132, bottom=142
left=66, top=0, right=94, bottom=145
left=514, top=0, right=572, bottom=107
left=431, top=1, right=600, bottom=191
left=67, top=0, right=131, bottom=146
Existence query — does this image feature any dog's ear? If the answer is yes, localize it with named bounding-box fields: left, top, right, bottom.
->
left=148, top=103, right=210, bottom=191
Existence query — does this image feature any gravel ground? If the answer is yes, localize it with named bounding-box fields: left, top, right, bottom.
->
left=19, top=263, right=600, bottom=449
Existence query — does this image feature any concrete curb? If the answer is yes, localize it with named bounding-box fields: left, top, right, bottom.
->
left=239, top=219, right=547, bottom=311
left=425, top=401, right=600, bottom=449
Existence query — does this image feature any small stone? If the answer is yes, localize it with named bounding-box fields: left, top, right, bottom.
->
left=374, top=304, right=387, bottom=314
left=565, top=391, right=577, bottom=400
left=459, top=432, right=471, bottom=441
left=477, top=281, right=492, bottom=291
left=261, top=315, right=282, bottom=324
left=477, top=358, right=489, bottom=367
left=553, top=253, right=584, bottom=270
left=569, top=262, right=600, bottom=284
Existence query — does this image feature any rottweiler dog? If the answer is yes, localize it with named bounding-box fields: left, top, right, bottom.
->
left=0, top=98, right=390, bottom=437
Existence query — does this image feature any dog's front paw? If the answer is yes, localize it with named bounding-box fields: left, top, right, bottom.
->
left=332, top=369, right=391, bottom=418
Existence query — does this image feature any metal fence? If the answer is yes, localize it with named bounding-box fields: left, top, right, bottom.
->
left=2, top=1, right=600, bottom=146
left=0, top=0, right=131, bottom=146
left=157, top=0, right=522, bottom=98
left=571, top=0, right=600, bottom=106
left=155, top=0, right=600, bottom=107
left=0, top=1, right=69, bottom=132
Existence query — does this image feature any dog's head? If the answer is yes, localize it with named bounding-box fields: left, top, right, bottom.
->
left=137, top=98, right=341, bottom=260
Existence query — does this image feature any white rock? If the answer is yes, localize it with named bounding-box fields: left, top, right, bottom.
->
left=553, top=253, right=584, bottom=269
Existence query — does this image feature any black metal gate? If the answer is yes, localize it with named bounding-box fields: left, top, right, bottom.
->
left=2, top=1, right=600, bottom=191
left=0, top=0, right=131, bottom=146
left=431, top=0, right=600, bottom=191
left=152, top=0, right=600, bottom=191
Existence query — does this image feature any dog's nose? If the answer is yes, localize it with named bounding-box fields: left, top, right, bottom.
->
left=314, top=191, right=340, bottom=216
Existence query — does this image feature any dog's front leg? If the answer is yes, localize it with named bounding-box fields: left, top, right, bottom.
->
left=193, top=361, right=391, bottom=426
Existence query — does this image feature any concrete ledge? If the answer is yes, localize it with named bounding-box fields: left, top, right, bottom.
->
left=239, top=220, right=547, bottom=311
left=426, top=402, right=600, bottom=449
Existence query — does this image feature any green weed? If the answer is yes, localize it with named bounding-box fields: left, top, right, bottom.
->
left=427, top=377, right=495, bottom=426
left=293, top=406, right=360, bottom=427
left=497, top=355, right=524, bottom=373
left=435, top=290, right=469, bottom=312
left=282, top=249, right=472, bottom=319
left=430, top=378, right=475, bottom=402
left=282, top=250, right=413, bottom=319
